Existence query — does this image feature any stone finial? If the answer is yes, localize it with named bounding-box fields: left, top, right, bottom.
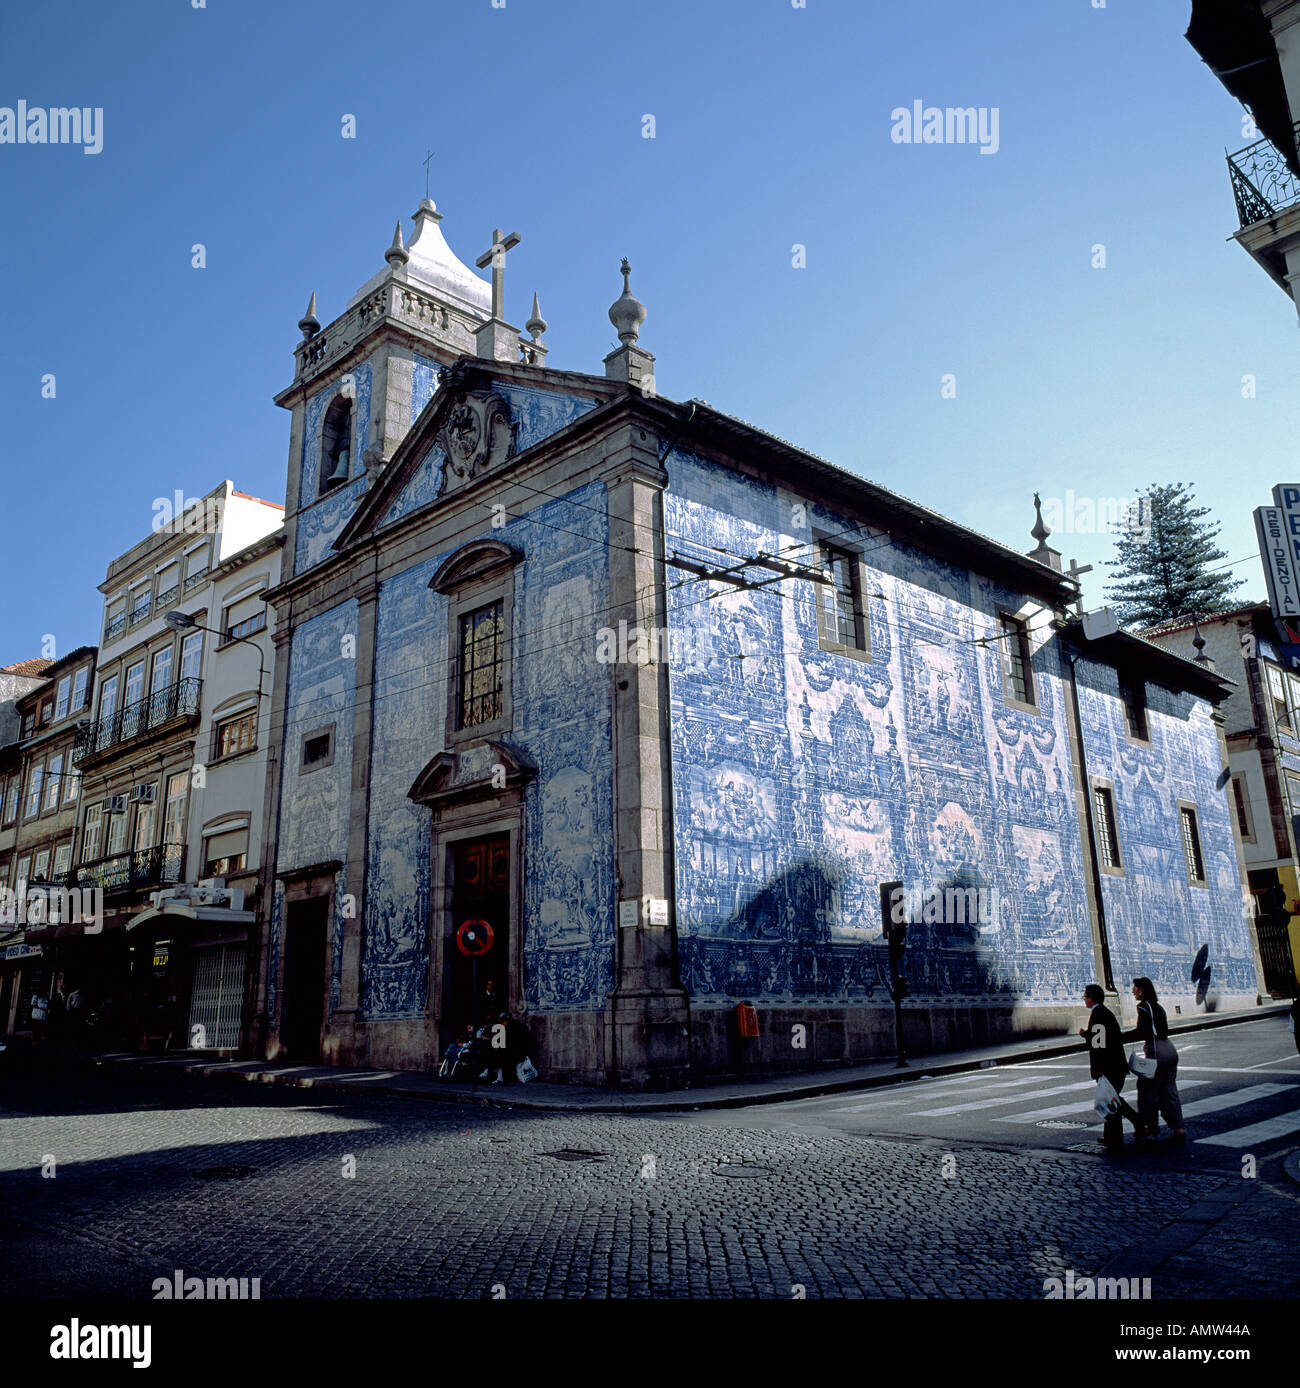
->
left=526, top=291, right=547, bottom=343
left=385, top=220, right=410, bottom=268
left=1192, top=614, right=1213, bottom=667
left=298, top=291, right=321, bottom=340
left=1027, top=492, right=1062, bottom=571
left=608, top=258, right=647, bottom=345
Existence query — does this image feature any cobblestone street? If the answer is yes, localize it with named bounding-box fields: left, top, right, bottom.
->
left=3, top=1053, right=1296, bottom=1302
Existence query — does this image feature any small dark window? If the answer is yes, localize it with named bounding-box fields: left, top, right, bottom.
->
left=998, top=614, right=1035, bottom=707
left=1180, top=805, right=1206, bottom=884
left=1119, top=673, right=1148, bottom=741
left=1094, top=786, right=1122, bottom=871
left=320, top=395, right=354, bottom=494
left=301, top=728, right=334, bottom=771
left=817, top=543, right=868, bottom=653
left=458, top=601, right=504, bottom=729
left=1232, top=777, right=1253, bottom=841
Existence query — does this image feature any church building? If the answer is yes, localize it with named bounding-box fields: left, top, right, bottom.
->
left=254, top=193, right=1264, bottom=1088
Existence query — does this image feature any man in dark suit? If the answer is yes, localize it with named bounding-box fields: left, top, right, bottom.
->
left=1080, top=983, right=1141, bottom=1149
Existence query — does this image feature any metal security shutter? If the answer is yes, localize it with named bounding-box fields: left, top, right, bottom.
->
left=187, top=943, right=245, bottom=1049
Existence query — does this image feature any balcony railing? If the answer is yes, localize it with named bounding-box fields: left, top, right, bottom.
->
left=182, top=568, right=208, bottom=595
left=155, top=584, right=179, bottom=611
left=67, top=842, right=185, bottom=895
left=1228, top=124, right=1300, bottom=228
left=128, top=599, right=152, bottom=627
left=72, top=677, right=202, bottom=764
left=104, top=614, right=127, bottom=642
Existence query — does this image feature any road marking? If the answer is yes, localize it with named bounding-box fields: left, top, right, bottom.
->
left=1177, top=1066, right=1300, bottom=1075
left=1199, top=1106, right=1300, bottom=1148
left=1175, top=1083, right=1291, bottom=1121
left=995, top=1080, right=1212, bottom=1123
left=1246, top=1054, right=1300, bottom=1069
left=827, top=1078, right=1043, bottom=1114
left=811, top=1073, right=1029, bottom=1109
left=913, top=1080, right=1095, bottom=1117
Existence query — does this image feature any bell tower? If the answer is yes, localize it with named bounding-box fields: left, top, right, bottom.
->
left=273, top=194, right=500, bottom=580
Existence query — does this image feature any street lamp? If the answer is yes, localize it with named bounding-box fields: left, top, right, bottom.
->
left=164, top=610, right=267, bottom=703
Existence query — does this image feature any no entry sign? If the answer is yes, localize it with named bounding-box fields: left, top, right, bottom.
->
left=455, top=919, right=495, bottom=957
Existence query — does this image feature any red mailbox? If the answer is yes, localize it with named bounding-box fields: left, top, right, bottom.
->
left=735, top=1002, right=759, bottom=1039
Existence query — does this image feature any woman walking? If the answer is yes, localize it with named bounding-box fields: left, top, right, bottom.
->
left=1124, top=976, right=1187, bottom=1145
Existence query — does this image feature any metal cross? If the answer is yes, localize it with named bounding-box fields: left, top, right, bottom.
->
left=422, top=149, right=435, bottom=199
left=1066, top=558, right=1092, bottom=615
left=476, top=228, right=521, bottom=320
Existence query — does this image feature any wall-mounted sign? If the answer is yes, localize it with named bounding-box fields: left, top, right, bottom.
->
left=1255, top=505, right=1300, bottom=619
left=617, top=900, right=638, bottom=929
left=646, top=898, right=669, bottom=926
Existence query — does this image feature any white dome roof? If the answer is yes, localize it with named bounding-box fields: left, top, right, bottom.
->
left=348, top=198, right=491, bottom=318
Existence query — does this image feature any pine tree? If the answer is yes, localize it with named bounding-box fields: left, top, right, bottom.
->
left=1103, top=482, right=1243, bottom=629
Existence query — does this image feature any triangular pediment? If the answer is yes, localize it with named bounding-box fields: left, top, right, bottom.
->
left=334, top=356, right=623, bottom=553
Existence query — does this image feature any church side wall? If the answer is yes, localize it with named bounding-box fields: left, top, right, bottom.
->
left=663, top=450, right=1096, bottom=1076
left=1074, top=657, right=1259, bottom=1014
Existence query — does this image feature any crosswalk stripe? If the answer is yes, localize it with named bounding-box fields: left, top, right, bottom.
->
left=1198, top=1107, right=1300, bottom=1148
left=829, top=1079, right=1042, bottom=1114
left=914, top=1080, right=1095, bottom=1117
left=814, top=1074, right=1033, bottom=1110
left=995, top=1080, right=1212, bottom=1123
left=1175, top=1083, right=1291, bottom=1121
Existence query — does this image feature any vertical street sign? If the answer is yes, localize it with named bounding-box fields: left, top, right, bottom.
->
left=1255, top=506, right=1300, bottom=619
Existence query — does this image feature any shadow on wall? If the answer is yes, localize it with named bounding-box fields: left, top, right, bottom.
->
left=679, top=858, right=1014, bottom=1005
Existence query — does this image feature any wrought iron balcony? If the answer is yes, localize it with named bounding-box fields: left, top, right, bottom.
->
left=1228, top=124, right=1300, bottom=228
left=72, top=677, right=202, bottom=766
left=182, top=568, right=208, bottom=595
left=103, top=614, right=127, bottom=642
left=68, top=842, right=185, bottom=896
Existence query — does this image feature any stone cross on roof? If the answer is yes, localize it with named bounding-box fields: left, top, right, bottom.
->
left=475, top=228, right=521, bottom=321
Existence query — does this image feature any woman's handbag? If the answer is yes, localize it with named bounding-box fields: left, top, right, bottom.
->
left=1127, top=1050, right=1157, bottom=1079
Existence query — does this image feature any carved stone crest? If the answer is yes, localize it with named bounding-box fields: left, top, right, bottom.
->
left=436, top=388, right=515, bottom=486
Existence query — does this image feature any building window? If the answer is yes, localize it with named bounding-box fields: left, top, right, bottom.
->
left=183, top=545, right=210, bottom=594
left=1093, top=784, right=1122, bottom=872
left=3, top=777, right=17, bottom=823
left=319, top=394, right=354, bottom=494
left=106, top=807, right=128, bottom=857
left=224, top=608, right=266, bottom=642
left=25, top=764, right=43, bottom=819
left=38, top=697, right=53, bottom=726
left=1119, top=673, right=1149, bottom=742
left=82, top=804, right=103, bottom=862
left=33, top=849, right=49, bottom=883
left=20, top=711, right=34, bottom=739
left=458, top=601, right=505, bottom=730
left=124, top=661, right=145, bottom=708
left=155, top=563, right=180, bottom=610
left=180, top=630, right=203, bottom=683
left=71, top=666, right=88, bottom=710
left=53, top=843, right=71, bottom=879
left=1180, top=803, right=1206, bottom=886
left=214, top=710, right=257, bottom=759
left=163, top=773, right=188, bottom=850
left=64, top=759, right=79, bottom=803
left=151, top=645, right=173, bottom=695
left=54, top=676, right=71, bottom=722
left=998, top=613, right=1036, bottom=708
left=204, top=823, right=249, bottom=878
left=15, top=855, right=30, bottom=887
left=1267, top=664, right=1294, bottom=734
left=301, top=727, right=335, bottom=772
left=1231, top=775, right=1255, bottom=843
left=817, top=543, right=869, bottom=656
left=44, top=754, right=63, bottom=812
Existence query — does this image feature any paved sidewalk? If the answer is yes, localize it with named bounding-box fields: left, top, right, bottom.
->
left=11, top=999, right=1288, bottom=1114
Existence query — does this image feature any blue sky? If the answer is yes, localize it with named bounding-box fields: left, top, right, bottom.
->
left=1, top=0, right=1294, bottom=661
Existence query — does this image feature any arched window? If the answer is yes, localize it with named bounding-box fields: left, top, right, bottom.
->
left=319, top=394, right=353, bottom=495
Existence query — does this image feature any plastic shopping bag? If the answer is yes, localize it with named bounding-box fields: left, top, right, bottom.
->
left=1093, top=1076, right=1121, bottom=1120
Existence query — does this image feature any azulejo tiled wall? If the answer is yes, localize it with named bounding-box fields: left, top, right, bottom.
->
left=267, top=601, right=359, bottom=1022
left=661, top=448, right=1240, bottom=1011
left=359, top=481, right=614, bottom=1021
left=293, top=359, right=374, bottom=574
left=1074, top=657, right=1256, bottom=1000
